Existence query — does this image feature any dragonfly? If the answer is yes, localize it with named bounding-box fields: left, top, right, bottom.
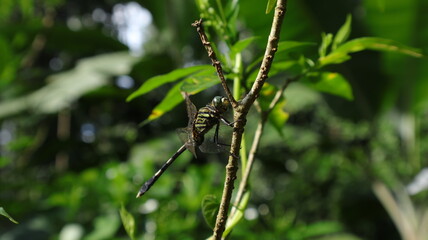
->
left=136, top=93, right=233, bottom=198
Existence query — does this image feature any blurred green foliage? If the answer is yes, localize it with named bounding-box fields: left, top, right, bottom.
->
left=0, top=0, right=427, bottom=240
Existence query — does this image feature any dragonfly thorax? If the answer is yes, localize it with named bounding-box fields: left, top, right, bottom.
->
left=192, top=96, right=230, bottom=144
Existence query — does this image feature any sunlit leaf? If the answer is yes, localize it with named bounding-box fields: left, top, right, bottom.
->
left=201, top=195, right=220, bottom=229
left=319, top=37, right=423, bottom=67
left=259, top=83, right=289, bottom=135
left=127, top=65, right=211, bottom=101
left=120, top=205, right=136, bottom=240
left=259, top=83, right=278, bottom=110
left=141, top=82, right=184, bottom=126
left=266, top=0, right=277, bottom=14
left=319, top=33, right=333, bottom=58
left=302, top=72, right=353, bottom=100
left=0, top=207, right=18, bottom=224
left=180, top=69, right=219, bottom=94
left=332, top=14, right=352, bottom=50
left=269, top=100, right=289, bottom=136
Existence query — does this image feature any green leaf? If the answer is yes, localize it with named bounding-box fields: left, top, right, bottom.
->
left=319, top=33, right=334, bottom=58
left=223, top=191, right=250, bottom=238
left=0, top=207, right=18, bottom=224
left=127, top=65, right=212, bottom=101
left=259, top=83, right=289, bottom=135
left=231, top=36, right=259, bottom=56
left=181, top=69, right=220, bottom=93
left=277, top=41, right=317, bottom=53
left=269, top=100, right=289, bottom=136
left=201, top=195, right=220, bottom=229
left=268, top=59, right=305, bottom=79
left=247, top=41, right=316, bottom=73
left=259, top=83, right=278, bottom=110
left=120, top=205, right=136, bottom=240
left=266, top=0, right=277, bottom=14
left=302, top=72, right=353, bottom=100
left=332, top=14, right=352, bottom=50
left=319, top=37, right=423, bottom=67
left=140, top=81, right=184, bottom=126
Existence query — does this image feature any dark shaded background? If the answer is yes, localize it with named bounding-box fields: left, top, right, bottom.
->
left=1, top=0, right=427, bottom=239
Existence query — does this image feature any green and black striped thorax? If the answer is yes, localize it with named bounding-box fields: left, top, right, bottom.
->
left=192, top=96, right=230, bottom=144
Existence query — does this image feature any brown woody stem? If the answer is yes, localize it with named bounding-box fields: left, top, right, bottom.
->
left=192, top=19, right=237, bottom=108
left=193, top=1, right=288, bottom=238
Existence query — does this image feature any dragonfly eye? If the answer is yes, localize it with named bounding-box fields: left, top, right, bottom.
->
left=212, top=96, right=229, bottom=111
left=221, top=97, right=230, bottom=107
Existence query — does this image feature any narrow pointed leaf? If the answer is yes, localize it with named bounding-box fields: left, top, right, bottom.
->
left=231, top=36, right=259, bottom=56
left=332, top=14, right=352, bottom=50
left=247, top=41, right=316, bottom=72
left=266, top=0, right=277, bottom=14
left=140, top=82, right=184, bottom=126
left=120, top=205, right=136, bottom=240
left=180, top=69, right=219, bottom=94
left=0, top=207, right=18, bottom=224
left=319, top=37, right=423, bottom=67
left=319, top=33, right=333, bottom=58
left=127, top=65, right=211, bottom=101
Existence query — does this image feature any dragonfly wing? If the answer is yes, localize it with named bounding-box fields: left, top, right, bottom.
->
left=181, top=92, right=198, bottom=126
left=176, top=127, right=197, bottom=158
left=198, top=123, right=232, bottom=153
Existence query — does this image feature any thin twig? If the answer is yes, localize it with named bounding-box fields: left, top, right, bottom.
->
left=212, top=1, right=288, bottom=239
left=192, top=19, right=237, bottom=108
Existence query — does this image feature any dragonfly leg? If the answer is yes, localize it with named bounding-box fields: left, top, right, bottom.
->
left=213, top=122, right=220, bottom=143
left=220, top=117, right=246, bottom=127
left=213, top=123, right=232, bottom=148
left=220, top=117, right=233, bottom=127
left=229, top=151, right=240, bottom=159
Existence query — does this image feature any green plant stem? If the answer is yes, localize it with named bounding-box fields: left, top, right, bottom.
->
left=232, top=53, right=248, bottom=175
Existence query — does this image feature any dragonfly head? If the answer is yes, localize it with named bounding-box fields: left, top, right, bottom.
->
left=212, top=96, right=230, bottom=112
